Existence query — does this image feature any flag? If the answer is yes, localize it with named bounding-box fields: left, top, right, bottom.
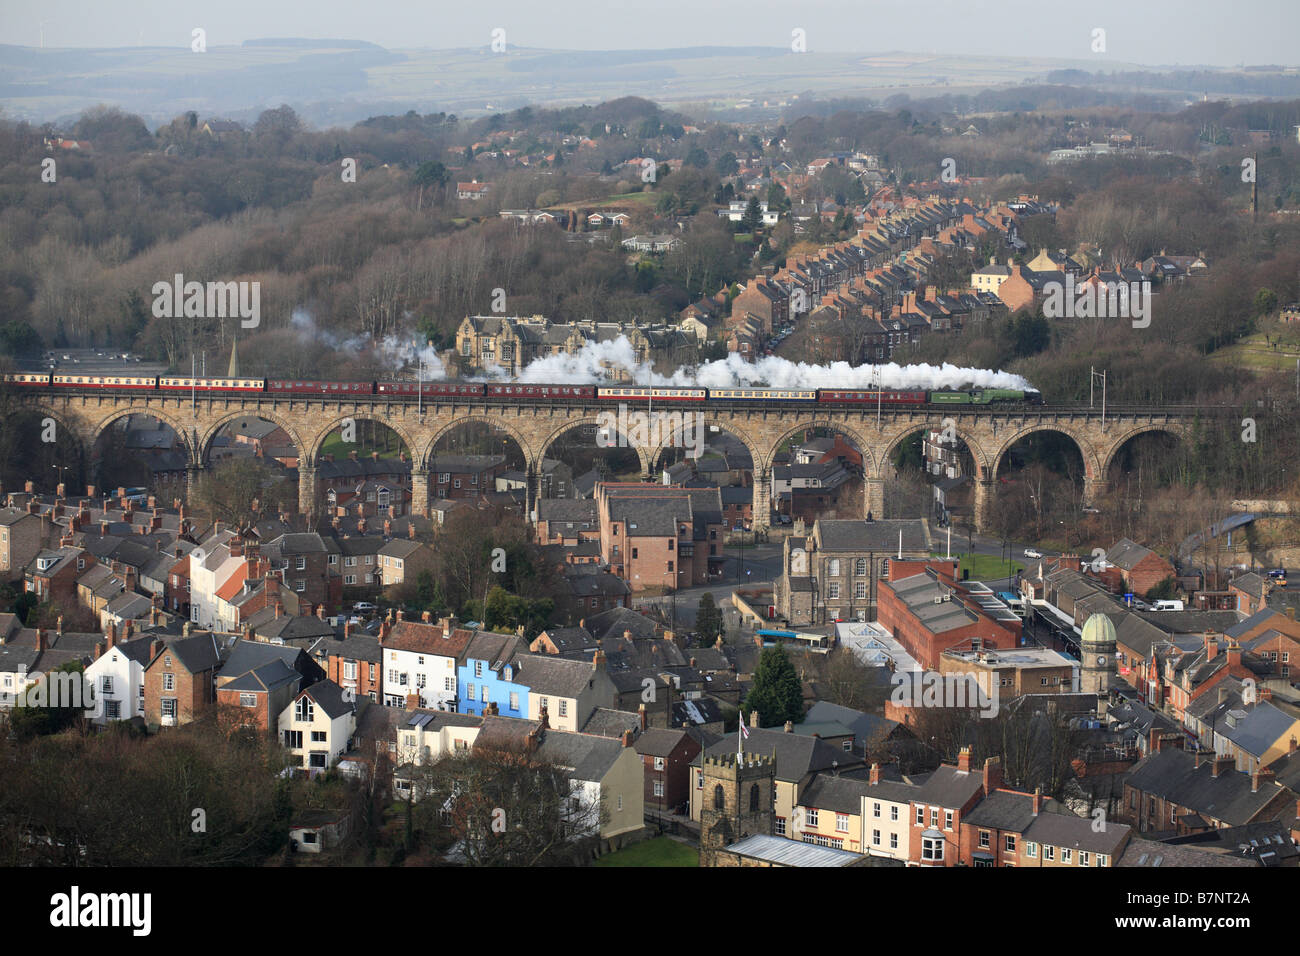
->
left=740, top=722, right=750, bottom=739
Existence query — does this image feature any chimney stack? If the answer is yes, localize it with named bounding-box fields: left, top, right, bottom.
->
left=408, top=522, right=416, bottom=540
left=957, top=746, right=973, bottom=773
left=983, top=756, right=1003, bottom=793
left=749, top=709, right=760, bottom=728
left=638, top=703, right=647, bottom=731
left=421, top=611, right=431, bottom=623
left=1032, top=787, right=1042, bottom=816
left=592, top=649, right=605, bottom=671
left=1212, top=756, right=1235, bottom=778
left=151, top=638, right=165, bottom=660
left=869, top=763, right=881, bottom=785
left=783, top=720, right=794, bottom=734
left=622, top=729, right=635, bottom=748
left=36, top=629, right=47, bottom=652
left=1252, top=768, right=1275, bottom=792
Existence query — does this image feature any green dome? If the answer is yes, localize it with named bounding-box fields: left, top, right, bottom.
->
left=1081, top=612, right=1117, bottom=647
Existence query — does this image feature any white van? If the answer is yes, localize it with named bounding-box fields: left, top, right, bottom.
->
left=1152, top=599, right=1184, bottom=611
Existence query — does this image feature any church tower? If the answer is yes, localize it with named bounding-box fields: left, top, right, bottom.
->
left=699, top=752, right=775, bottom=866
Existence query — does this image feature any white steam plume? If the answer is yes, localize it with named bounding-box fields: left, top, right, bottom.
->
left=508, top=335, right=1033, bottom=390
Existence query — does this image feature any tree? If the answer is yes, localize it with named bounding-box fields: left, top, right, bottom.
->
left=744, top=645, right=803, bottom=726
left=739, top=196, right=763, bottom=235
left=413, top=161, right=449, bottom=211
left=1254, top=288, right=1279, bottom=317
left=190, top=458, right=276, bottom=526
left=715, top=152, right=739, bottom=176
left=696, top=592, right=724, bottom=645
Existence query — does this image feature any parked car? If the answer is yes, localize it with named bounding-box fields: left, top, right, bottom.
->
left=353, top=601, right=378, bottom=613
left=1081, top=506, right=1100, bottom=514
left=1023, top=548, right=1042, bottom=559
left=1268, top=568, right=1288, bottom=580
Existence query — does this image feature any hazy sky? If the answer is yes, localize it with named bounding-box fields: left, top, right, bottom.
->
left=3, top=0, right=1297, bottom=67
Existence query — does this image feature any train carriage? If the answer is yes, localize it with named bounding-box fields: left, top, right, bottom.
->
left=709, top=388, right=818, bottom=402
left=266, top=380, right=374, bottom=396
left=817, top=389, right=928, bottom=405
left=158, top=377, right=265, bottom=392
left=485, top=383, right=596, bottom=400
left=376, top=381, right=486, bottom=398
left=53, top=374, right=158, bottom=389
left=596, top=386, right=707, bottom=402
left=2, top=372, right=53, bottom=387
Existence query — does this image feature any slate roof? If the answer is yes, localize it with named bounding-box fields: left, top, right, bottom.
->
left=221, top=658, right=301, bottom=693
left=963, top=790, right=1066, bottom=832
left=580, top=707, right=641, bottom=738
left=815, top=518, right=930, bottom=552
left=509, top=653, right=598, bottom=698
left=1023, top=811, right=1131, bottom=855
left=150, top=632, right=227, bottom=673
left=1106, top=538, right=1161, bottom=572
left=797, top=773, right=872, bottom=815
left=699, top=727, right=853, bottom=783
left=634, top=727, right=695, bottom=758
left=1125, top=748, right=1292, bottom=826
left=386, top=621, right=475, bottom=659
left=298, top=678, right=355, bottom=720
left=532, top=728, right=627, bottom=782
left=1118, top=835, right=1256, bottom=868
left=914, top=764, right=984, bottom=809
left=1215, top=701, right=1299, bottom=759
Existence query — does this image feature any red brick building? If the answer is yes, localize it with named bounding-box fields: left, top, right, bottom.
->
left=635, top=724, right=703, bottom=815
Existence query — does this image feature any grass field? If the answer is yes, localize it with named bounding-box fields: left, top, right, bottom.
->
left=1209, top=332, right=1300, bottom=372
left=593, top=836, right=698, bottom=867
left=319, top=431, right=408, bottom=461
left=933, top=552, right=1024, bottom=580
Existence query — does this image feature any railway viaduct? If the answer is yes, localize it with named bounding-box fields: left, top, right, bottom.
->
left=14, top=390, right=1206, bottom=534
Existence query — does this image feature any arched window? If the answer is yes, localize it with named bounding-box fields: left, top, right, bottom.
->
left=713, top=785, right=726, bottom=811
left=855, top=557, right=867, bottom=576
left=828, top=558, right=841, bottom=577
left=749, top=783, right=761, bottom=812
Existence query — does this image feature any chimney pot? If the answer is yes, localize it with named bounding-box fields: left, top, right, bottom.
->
left=783, top=720, right=793, bottom=733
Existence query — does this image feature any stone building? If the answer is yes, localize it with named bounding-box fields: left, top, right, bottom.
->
left=699, top=752, right=776, bottom=867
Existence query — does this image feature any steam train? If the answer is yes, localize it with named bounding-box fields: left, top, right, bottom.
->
left=1, top=372, right=1042, bottom=406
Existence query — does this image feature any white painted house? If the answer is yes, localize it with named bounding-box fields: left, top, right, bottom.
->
left=83, top=633, right=154, bottom=724
left=277, top=679, right=357, bottom=770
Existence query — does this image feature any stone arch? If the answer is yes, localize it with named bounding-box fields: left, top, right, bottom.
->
left=646, top=415, right=763, bottom=478
left=879, top=418, right=992, bottom=480
left=90, top=405, right=199, bottom=464
left=990, top=424, right=1099, bottom=482
left=304, top=412, right=419, bottom=467
left=14, top=400, right=94, bottom=456
left=198, top=408, right=308, bottom=468
left=419, top=415, right=537, bottom=472
left=1100, top=423, right=1189, bottom=480
left=762, top=418, right=877, bottom=477
left=537, top=415, right=652, bottom=477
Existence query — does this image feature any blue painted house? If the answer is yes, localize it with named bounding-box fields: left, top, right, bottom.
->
left=457, top=631, right=528, bottom=719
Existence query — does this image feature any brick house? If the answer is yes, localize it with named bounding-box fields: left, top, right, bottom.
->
left=142, top=632, right=225, bottom=728
left=595, top=483, right=724, bottom=591
left=1105, top=538, right=1176, bottom=597
left=635, top=724, right=703, bottom=815
left=909, top=748, right=988, bottom=866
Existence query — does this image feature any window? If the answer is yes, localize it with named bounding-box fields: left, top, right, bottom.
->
left=444, top=676, right=454, bottom=691
left=979, top=830, right=990, bottom=848
left=653, top=780, right=665, bottom=798
left=328, top=554, right=338, bottom=565
left=466, top=683, right=475, bottom=700
left=775, top=817, right=786, bottom=836
left=369, top=663, right=375, bottom=682
left=296, top=556, right=306, bottom=571
left=944, top=810, right=953, bottom=830
left=915, top=806, right=924, bottom=825
left=930, top=808, right=938, bottom=828
left=295, top=580, right=306, bottom=593
left=713, top=785, right=725, bottom=811
left=295, top=698, right=315, bottom=722
left=872, top=802, right=881, bottom=818
left=654, top=757, right=666, bottom=771
left=855, top=557, right=867, bottom=576
left=474, top=661, right=483, bottom=678
left=827, top=559, right=841, bottom=577
left=344, top=575, right=356, bottom=585
left=101, top=676, right=114, bottom=694
left=890, top=833, right=898, bottom=850
left=667, top=561, right=674, bottom=573
left=239, top=693, right=257, bottom=708
left=163, top=673, right=175, bottom=692
left=480, top=685, right=489, bottom=703
left=1005, top=834, right=1016, bottom=853
left=284, top=730, right=302, bottom=749
left=1061, top=848, right=1072, bottom=864
left=1043, top=845, right=1055, bottom=861
left=105, top=700, right=121, bottom=719
left=872, top=829, right=881, bottom=846
left=311, top=731, right=327, bottom=742
left=416, top=674, right=426, bottom=689
left=1079, top=851, right=1091, bottom=867
left=835, top=813, right=849, bottom=833
left=921, top=835, right=944, bottom=862
left=827, top=582, right=840, bottom=600
left=1097, top=855, right=1108, bottom=867
left=558, top=699, right=568, bottom=717
left=855, top=581, right=867, bottom=600
left=509, top=692, right=519, bottom=712
left=890, top=806, right=898, bottom=821
left=806, top=808, right=819, bottom=828
left=750, top=784, right=761, bottom=812
left=631, top=547, right=638, bottom=559
left=453, top=480, right=461, bottom=489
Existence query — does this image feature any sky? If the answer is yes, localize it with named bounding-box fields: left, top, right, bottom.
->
left=2, top=0, right=1297, bottom=67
